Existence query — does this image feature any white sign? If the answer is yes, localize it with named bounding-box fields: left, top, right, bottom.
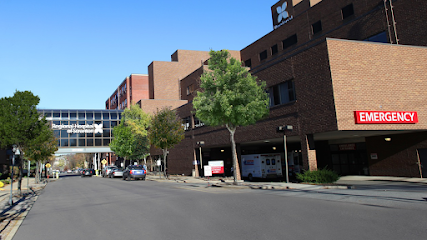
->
left=156, top=160, right=162, bottom=166
left=204, top=166, right=212, bottom=177
left=52, top=123, right=103, bottom=134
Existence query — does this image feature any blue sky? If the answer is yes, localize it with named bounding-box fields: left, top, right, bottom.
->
left=0, top=0, right=278, bottom=109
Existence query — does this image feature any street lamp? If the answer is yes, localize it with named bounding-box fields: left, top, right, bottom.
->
left=197, top=141, right=205, bottom=171
left=9, top=145, right=20, bottom=206
left=277, top=125, right=293, bottom=183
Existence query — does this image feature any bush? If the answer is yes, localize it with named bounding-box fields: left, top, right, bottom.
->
left=296, top=168, right=340, bottom=184
left=1, top=179, right=10, bottom=185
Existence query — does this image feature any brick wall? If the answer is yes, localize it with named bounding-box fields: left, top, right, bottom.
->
left=327, top=39, right=427, bottom=131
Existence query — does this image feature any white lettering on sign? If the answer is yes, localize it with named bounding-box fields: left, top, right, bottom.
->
left=52, top=124, right=103, bottom=134
left=354, top=111, right=418, bottom=124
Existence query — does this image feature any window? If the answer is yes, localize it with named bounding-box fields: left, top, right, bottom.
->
left=244, top=59, right=252, bottom=68
left=364, top=31, right=388, bottom=43
left=271, top=44, right=278, bottom=55
left=312, top=21, right=322, bottom=35
left=269, top=80, right=296, bottom=107
left=259, top=50, right=268, bottom=61
left=186, top=84, right=194, bottom=95
left=194, top=116, right=205, bottom=128
left=342, top=4, right=354, bottom=20
left=182, top=116, right=191, bottom=131
left=282, top=34, right=297, bottom=50
left=266, top=159, right=271, bottom=165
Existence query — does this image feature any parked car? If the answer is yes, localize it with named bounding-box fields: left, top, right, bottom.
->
left=109, top=168, right=124, bottom=178
left=102, top=166, right=118, bottom=178
left=123, top=165, right=146, bottom=181
left=81, top=168, right=94, bottom=177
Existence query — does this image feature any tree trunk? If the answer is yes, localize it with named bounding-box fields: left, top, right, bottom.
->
left=162, top=149, right=168, bottom=179
left=35, top=161, right=39, bottom=184
left=226, top=124, right=241, bottom=182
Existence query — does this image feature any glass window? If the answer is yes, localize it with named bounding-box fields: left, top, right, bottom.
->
left=70, top=139, right=77, bottom=146
left=271, top=44, right=278, bottom=55
left=266, top=159, right=271, bottom=165
left=95, top=139, right=102, bottom=146
left=78, top=139, right=85, bottom=147
left=53, top=121, right=60, bottom=125
left=95, top=112, right=101, bottom=120
left=259, top=50, right=268, bottom=61
left=312, top=21, right=322, bottom=35
left=70, top=121, right=76, bottom=125
left=111, top=121, right=118, bottom=128
left=103, top=113, right=110, bottom=120
left=61, top=139, right=68, bottom=147
left=103, top=121, right=110, bottom=128
left=103, top=129, right=110, bottom=137
left=61, top=130, right=68, bottom=138
left=244, top=59, right=252, bottom=68
left=111, top=112, right=117, bottom=119
left=282, top=34, right=297, bottom=50
left=182, top=117, right=191, bottom=131
left=87, top=133, right=93, bottom=138
left=53, top=112, right=60, bottom=118
left=86, top=112, right=93, bottom=120
left=342, top=4, right=354, bottom=20
left=103, top=139, right=110, bottom=146
left=70, top=112, right=77, bottom=120
left=61, top=112, right=68, bottom=119
left=54, top=130, right=60, bottom=138
left=44, top=112, right=52, bottom=118
left=87, top=139, right=93, bottom=146
left=78, top=112, right=85, bottom=119
left=272, top=159, right=276, bottom=165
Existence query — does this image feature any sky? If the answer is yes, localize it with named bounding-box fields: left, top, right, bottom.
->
left=0, top=0, right=278, bottom=109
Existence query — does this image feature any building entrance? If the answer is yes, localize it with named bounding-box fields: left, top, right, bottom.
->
left=418, top=149, right=427, bottom=178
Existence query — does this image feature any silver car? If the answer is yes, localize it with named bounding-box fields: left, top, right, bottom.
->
left=109, top=168, right=123, bottom=178
left=102, top=166, right=118, bottom=178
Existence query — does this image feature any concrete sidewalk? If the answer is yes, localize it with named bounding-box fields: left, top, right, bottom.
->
left=0, top=178, right=48, bottom=240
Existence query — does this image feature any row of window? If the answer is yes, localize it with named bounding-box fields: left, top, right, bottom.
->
left=45, top=112, right=120, bottom=120
left=54, top=130, right=113, bottom=138
left=182, top=115, right=205, bottom=131
left=58, top=138, right=111, bottom=147
left=247, top=3, right=357, bottom=67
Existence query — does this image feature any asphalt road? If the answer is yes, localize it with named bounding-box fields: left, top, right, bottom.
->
left=12, top=176, right=427, bottom=240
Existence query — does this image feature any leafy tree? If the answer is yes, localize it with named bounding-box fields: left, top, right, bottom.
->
left=0, top=91, right=50, bottom=194
left=110, top=104, right=150, bottom=165
left=193, top=50, right=270, bottom=182
left=147, top=107, right=185, bottom=177
left=23, top=124, right=58, bottom=183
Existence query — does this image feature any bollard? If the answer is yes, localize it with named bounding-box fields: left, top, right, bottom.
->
left=56, top=172, right=59, bottom=179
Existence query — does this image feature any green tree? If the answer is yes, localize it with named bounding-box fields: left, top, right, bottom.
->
left=110, top=104, right=151, bottom=165
left=193, top=50, right=269, bottom=182
left=147, top=107, right=185, bottom=178
left=0, top=90, right=49, bottom=194
left=24, top=124, right=58, bottom=183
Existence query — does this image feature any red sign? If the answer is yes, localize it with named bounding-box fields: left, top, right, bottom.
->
left=354, top=111, right=418, bottom=124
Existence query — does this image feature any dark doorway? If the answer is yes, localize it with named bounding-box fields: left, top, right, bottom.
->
left=418, top=149, right=427, bottom=178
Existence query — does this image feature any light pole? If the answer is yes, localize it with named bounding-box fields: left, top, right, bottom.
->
left=277, top=125, right=293, bottom=183
left=197, top=141, right=205, bottom=173
left=9, top=145, right=20, bottom=206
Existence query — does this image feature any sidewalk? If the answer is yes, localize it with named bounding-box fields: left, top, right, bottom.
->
left=147, top=173, right=427, bottom=190
left=0, top=178, right=48, bottom=240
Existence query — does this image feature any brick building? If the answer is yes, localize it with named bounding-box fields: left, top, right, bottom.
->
left=106, top=74, right=149, bottom=110
left=167, top=0, right=427, bottom=178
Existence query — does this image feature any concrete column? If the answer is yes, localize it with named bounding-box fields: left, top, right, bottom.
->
left=301, top=134, right=318, bottom=171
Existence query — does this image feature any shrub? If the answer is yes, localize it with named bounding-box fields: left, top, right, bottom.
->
left=1, top=179, right=10, bottom=185
left=296, top=168, right=340, bottom=184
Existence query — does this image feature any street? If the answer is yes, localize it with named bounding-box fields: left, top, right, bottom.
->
left=12, top=175, right=427, bottom=240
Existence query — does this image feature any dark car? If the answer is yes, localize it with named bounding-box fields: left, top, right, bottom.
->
left=123, top=165, right=146, bottom=181
left=81, top=168, right=94, bottom=177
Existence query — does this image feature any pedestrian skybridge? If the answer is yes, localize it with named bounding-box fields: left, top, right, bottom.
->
left=38, top=109, right=123, bottom=154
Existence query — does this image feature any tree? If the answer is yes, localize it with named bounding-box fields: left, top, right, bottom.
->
left=24, top=123, right=58, bottom=183
left=193, top=50, right=270, bottom=182
left=0, top=91, right=49, bottom=194
left=110, top=104, right=150, bottom=166
left=147, top=107, right=185, bottom=178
